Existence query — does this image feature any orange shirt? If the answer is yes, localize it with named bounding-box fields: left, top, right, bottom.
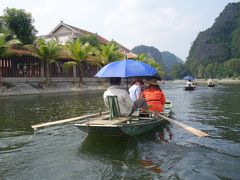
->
left=142, top=90, right=166, bottom=112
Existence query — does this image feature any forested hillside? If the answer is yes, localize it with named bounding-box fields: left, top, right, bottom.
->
left=132, top=45, right=164, bottom=64
left=184, top=2, right=240, bottom=79
left=161, top=51, right=184, bottom=71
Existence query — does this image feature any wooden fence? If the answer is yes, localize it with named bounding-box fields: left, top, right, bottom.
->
left=0, top=56, right=100, bottom=78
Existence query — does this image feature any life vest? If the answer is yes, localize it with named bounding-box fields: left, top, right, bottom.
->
left=142, top=90, right=166, bottom=112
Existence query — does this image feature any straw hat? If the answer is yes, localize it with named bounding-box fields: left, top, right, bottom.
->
left=147, top=79, right=158, bottom=85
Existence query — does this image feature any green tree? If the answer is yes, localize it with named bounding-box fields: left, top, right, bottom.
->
left=170, top=64, right=189, bottom=79
left=98, top=42, right=124, bottom=65
left=224, top=59, right=240, bottom=77
left=3, top=8, right=37, bottom=44
left=205, top=64, right=215, bottom=78
left=215, top=63, right=226, bottom=78
left=136, top=53, right=165, bottom=77
left=23, top=39, right=63, bottom=85
left=197, top=64, right=205, bottom=78
left=64, top=38, right=98, bottom=84
left=0, top=33, right=22, bottom=84
left=0, top=33, right=22, bottom=56
left=0, top=17, right=9, bottom=34
left=136, top=53, right=147, bottom=61
left=79, top=34, right=100, bottom=47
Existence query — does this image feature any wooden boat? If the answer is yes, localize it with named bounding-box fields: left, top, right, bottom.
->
left=75, top=101, right=173, bottom=136
left=207, top=78, right=215, bottom=87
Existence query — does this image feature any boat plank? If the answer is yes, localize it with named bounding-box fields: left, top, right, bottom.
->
left=85, top=117, right=131, bottom=125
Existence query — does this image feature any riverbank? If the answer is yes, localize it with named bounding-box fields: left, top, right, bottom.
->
left=0, top=78, right=108, bottom=96
left=1, top=78, right=240, bottom=96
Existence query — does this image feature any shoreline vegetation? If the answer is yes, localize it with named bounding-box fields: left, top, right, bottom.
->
left=0, top=78, right=240, bottom=97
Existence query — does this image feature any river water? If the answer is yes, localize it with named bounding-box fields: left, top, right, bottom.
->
left=0, top=82, right=240, bottom=180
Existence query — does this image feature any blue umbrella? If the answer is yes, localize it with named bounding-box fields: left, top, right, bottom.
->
left=144, top=73, right=161, bottom=80
left=95, top=59, right=158, bottom=78
left=183, top=75, right=194, bottom=81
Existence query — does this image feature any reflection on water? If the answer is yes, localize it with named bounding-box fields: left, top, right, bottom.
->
left=0, top=91, right=105, bottom=135
left=0, top=83, right=240, bottom=179
left=79, top=135, right=138, bottom=160
left=78, top=125, right=174, bottom=179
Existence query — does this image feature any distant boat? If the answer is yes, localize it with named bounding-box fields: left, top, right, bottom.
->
left=207, top=78, right=215, bottom=87
left=184, top=80, right=196, bottom=90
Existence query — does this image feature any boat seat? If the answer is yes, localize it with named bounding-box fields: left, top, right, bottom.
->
left=107, top=95, right=121, bottom=120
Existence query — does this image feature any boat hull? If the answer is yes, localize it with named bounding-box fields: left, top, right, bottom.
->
left=76, top=119, right=168, bottom=136
left=75, top=101, right=173, bottom=136
left=185, top=86, right=196, bottom=90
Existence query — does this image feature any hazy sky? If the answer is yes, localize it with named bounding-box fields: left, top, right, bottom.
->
left=0, top=0, right=238, bottom=60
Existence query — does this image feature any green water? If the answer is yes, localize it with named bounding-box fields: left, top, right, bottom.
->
left=0, top=83, right=240, bottom=179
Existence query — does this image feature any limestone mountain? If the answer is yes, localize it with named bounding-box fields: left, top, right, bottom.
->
left=132, top=45, right=163, bottom=64
left=131, top=45, right=183, bottom=72
left=187, top=2, right=240, bottom=64
left=161, top=51, right=184, bottom=71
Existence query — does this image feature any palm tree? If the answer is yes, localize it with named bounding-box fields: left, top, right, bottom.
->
left=23, top=38, right=63, bottom=85
left=98, top=42, right=124, bottom=65
left=0, top=33, right=21, bottom=84
left=0, top=33, right=22, bottom=56
left=64, top=38, right=99, bottom=84
left=136, top=53, right=147, bottom=62
left=137, top=53, right=165, bottom=77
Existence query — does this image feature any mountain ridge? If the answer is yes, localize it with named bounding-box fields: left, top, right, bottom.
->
left=131, top=45, right=184, bottom=72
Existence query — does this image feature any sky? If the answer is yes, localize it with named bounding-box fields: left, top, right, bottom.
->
left=0, top=0, right=239, bottom=61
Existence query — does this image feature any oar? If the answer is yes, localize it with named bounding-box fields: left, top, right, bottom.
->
left=31, top=111, right=109, bottom=130
left=158, top=114, right=209, bottom=138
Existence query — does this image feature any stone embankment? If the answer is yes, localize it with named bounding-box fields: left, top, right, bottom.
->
left=0, top=78, right=108, bottom=96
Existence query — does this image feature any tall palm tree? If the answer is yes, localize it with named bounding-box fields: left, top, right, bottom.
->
left=98, top=42, right=124, bottom=65
left=0, top=33, right=21, bottom=84
left=24, top=38, right=63, bottom=85
left=64, top=38, right=99, bottom=84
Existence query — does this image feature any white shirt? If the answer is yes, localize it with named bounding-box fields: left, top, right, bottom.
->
left=103, top=85, right=134, bottom=116
left=186, top=81, right=193, bottom=87
left=129, top=84, right=141, bottom=102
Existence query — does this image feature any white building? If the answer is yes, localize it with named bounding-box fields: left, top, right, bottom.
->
left=39, top=21, right=131, bottom=55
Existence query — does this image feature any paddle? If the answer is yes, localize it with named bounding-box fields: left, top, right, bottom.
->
left=158, top=114, right=209, bottom=138
left=31, top=111, right=109, bottom=130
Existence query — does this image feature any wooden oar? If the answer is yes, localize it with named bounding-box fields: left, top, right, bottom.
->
left=31, top=111, right=109, bottom=130
left=158, top=114, right=209, bottom=138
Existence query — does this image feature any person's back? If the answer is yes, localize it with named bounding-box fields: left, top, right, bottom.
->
left=208, top=78, right=213, bottom=85
left=142, top=79, right=166, bottom=113
left=103, top=77, right=133, bottom=116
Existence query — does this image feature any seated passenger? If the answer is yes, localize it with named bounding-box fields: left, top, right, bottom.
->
left=207, top=78, right=214, bottom=85
left=129, top=78, right=144, bottom=102
left=142, top=79, right=166, bottom=113
left=103, top=77, right=148, bottom=116
left=186, top=80, right=193, bottom=87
